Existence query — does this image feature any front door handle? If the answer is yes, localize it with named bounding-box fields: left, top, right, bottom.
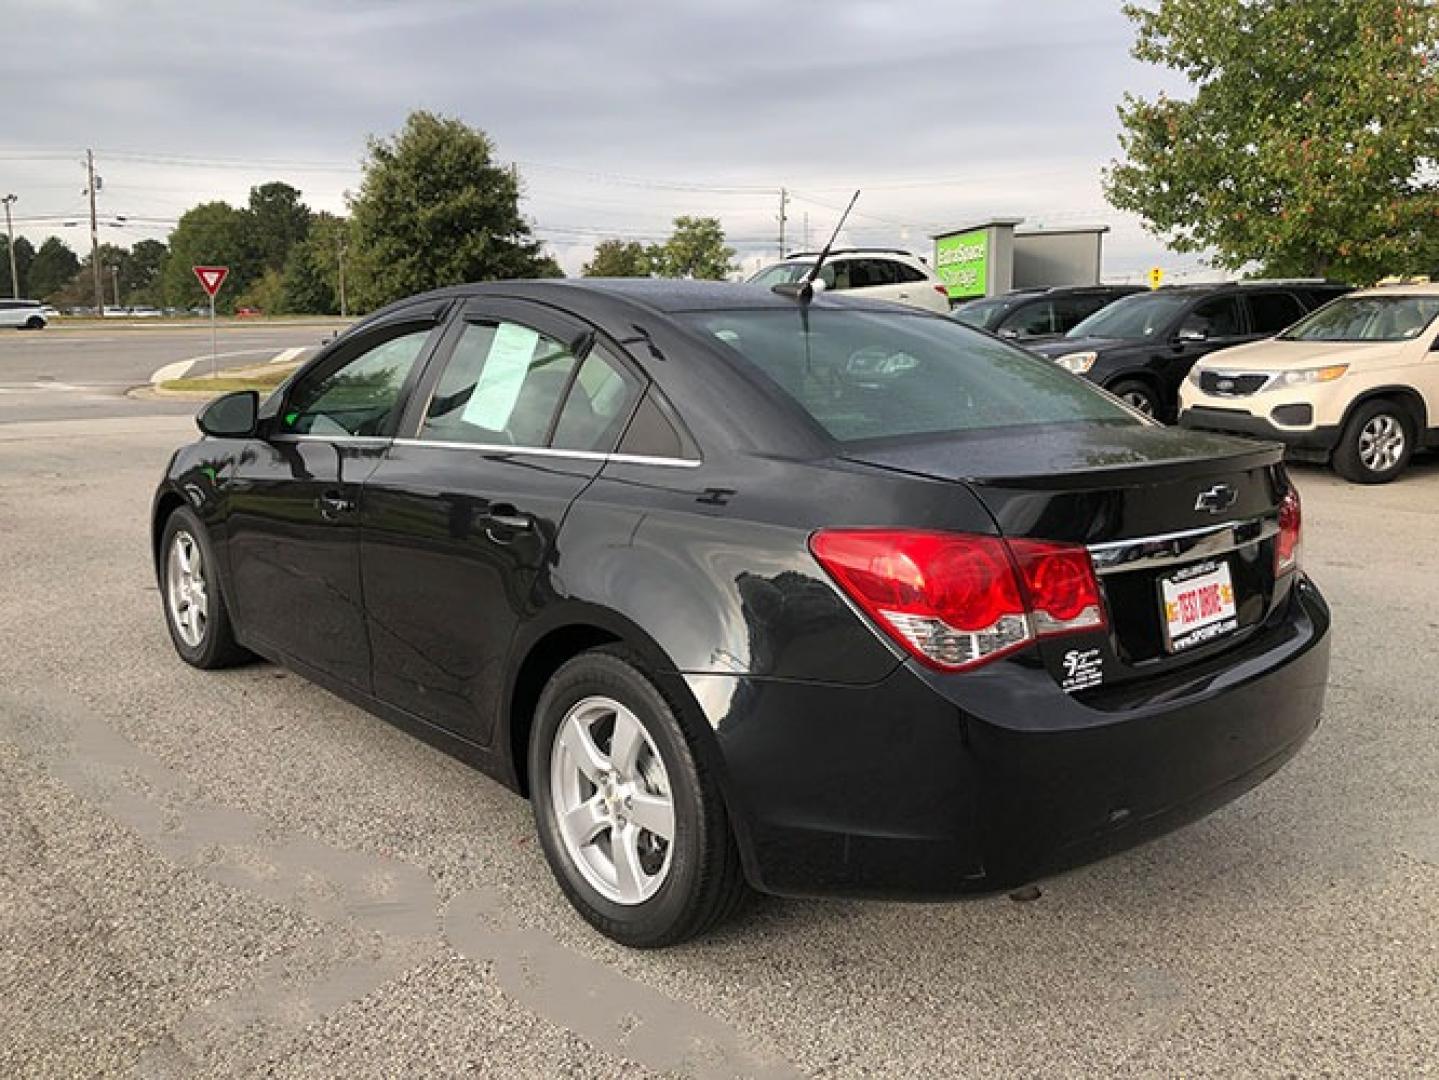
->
left=317, top=490, right=355, bottom=519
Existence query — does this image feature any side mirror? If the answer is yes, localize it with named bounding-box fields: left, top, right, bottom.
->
left=197, top=390, right=259, bottom=438
left=1177, top=324, right=1209, bottom=343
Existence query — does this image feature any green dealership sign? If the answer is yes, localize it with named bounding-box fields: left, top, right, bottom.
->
left=935, top=228, right=989, bottom=299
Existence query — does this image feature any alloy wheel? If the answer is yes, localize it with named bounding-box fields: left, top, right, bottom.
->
left=1358, top=414, right=1405, bottom=473
left=549, top=695, right=675, bottom=905
left=166, top=530, right=209, bottom=648
left=1121, top=389, right=1155, bottom=415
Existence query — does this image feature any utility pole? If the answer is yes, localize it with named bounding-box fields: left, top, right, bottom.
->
left=110, top=265, right=121, bottom=309
left=1, top=194, right=17, bottom=299
left=85, top=150, right=104, bottom=313
left=777, top=187, right=789, bottom=258
left=336, top=234, right=348, bottom=318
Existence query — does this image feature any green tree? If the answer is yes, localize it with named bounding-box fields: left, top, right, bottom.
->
left=347, top=111, right=555, bottom=308
left=248, top=182, right=312, bottom=273
left=1105, top=0, right=1439, bottom=282
left=0, top=235, right=35, bottom=297
left=278, top=212, right=349, bottom=314
left=650, top=216, right=735, bottom=280
left=582, top=238, right=653, bottom=277
left=125, top=239, right=169, bottom=305
left=234, top=268, right=285, bottom=314
left=162, top=201, right=259, bottom=312
left=27, top=236, right=80, bottom=301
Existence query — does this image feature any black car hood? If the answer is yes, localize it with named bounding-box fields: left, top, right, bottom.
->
left=842, top=422, right=1281, bottom=490
left=1030, top=336, right=1129, bottom=358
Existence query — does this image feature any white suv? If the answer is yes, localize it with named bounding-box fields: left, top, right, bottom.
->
left=1180, top=284, right=1439, bottom=483
left=0, top=299, right=52, bottom=329
left=747, top=249, right=951, bottom=313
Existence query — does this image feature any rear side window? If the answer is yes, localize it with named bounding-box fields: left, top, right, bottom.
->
left=684, top=308, right=1136, bottom=443
left=551, top=347, right=642, bottom=452
left=894, top=262, right=928, bottom=283
left=848, top=259, right=899, bottom=288
left=420, top=320, right=578, bottom=447
left=1248, top=291, right=1305, bottom=334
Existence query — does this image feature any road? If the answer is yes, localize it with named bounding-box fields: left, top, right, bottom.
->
left=0, top=321, right=345, bottom=424
left=0, top=330, right=1436, bottom=1077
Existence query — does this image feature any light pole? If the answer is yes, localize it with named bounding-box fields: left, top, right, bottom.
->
left=336, top=234, right=348, bottom=318
left=2, top=194, right=17, bottom=299
left=110, top=265, right=121, bottom=309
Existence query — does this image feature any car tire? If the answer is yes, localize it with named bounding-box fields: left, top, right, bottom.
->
left=24, top=316, right=45, bottom=330
left=159, top=506, right=253, bottom=669
left=529, top=647, right=749, bottom=947
left=1108, top=379, right=1161, bottom=419
left=1333, top=399, right=1414, bottom=484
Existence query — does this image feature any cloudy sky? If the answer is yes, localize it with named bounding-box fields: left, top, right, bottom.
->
left=0, top=0, right=1207, bottom=279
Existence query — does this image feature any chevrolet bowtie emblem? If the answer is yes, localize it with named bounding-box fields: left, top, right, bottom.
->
left=1194, top=483, right=1238, bottom=514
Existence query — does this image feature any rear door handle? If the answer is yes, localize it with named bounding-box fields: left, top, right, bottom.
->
left=317, top=490, right=355, bottom=519
left=485, top=504, right=533, bottom=531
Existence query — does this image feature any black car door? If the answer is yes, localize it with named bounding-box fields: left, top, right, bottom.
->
left=359, top=298, right=645, bottom=745
left=224, top=308, right=447, bottom=689
left=1157, top=293, right=1249, bottom=398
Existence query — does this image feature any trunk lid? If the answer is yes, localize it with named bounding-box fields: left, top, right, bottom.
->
left=843, top=422, right=1292, bottom=691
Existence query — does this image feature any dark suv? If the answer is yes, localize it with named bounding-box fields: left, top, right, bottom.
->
left=951, top=285, right=1144, bottom=344
left=1032, top=282, right=1352, bottom=418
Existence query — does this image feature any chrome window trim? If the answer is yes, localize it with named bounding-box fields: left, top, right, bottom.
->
left=1087, top=514, right=1278, bottom=575
left=269, top=433, right=393, bottom=447
left=389, top=437, right=701, bottom=469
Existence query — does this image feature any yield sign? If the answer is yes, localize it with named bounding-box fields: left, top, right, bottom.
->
left=193, top=265, right=229, bottom=298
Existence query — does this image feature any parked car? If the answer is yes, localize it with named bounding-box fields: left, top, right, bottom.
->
left=152, top=279, right=1330, bottom=946
left=1181, top=284, right=1439, bottom=483
left=747, top=248, right=951, bottom=313
left=234, top=306, right=262, bottom=318
left=0, top=298, right=51, bottom=329
left=951, top=285, right=1144, bottom=344
left=1032, top=281, right=1352, bottom=418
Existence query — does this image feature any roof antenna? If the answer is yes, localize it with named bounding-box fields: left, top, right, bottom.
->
left=772, top=189, right=860, bottom=303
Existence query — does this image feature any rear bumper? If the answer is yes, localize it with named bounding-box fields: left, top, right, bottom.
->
left=679, top=577, right=1330, bottom=899
left=1180, top=406, right=1340, bottom=458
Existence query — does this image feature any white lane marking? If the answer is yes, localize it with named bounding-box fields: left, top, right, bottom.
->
left=269, top=346, right=305, bottom=365
left=150, top=359, right=199, bottom=384
left=148, top=347, right=308, bottom=385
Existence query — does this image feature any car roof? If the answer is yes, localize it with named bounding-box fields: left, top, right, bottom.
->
left=781, top=248, right=920, bottom=260
left=360, top=277, right=921, bottom=326
left=1351, top=282, right=1439, bottom=298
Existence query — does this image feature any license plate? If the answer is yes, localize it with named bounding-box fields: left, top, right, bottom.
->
left=1160, top=559, right=1238, bottom=652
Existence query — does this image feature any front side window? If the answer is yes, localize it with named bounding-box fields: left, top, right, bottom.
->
left=420, top=320, right=580, bottom=447
left=284, top=326, right=433, bottom=436
left=1068, top=292, right=1191, bottom=340
left=1282, top=295, right=1439, bottom=342
left=1182, top=296, right=1244, bottom=338
left=684, top=307, right=1137, bottom=444
left=951, top=297, right=1014, bottom=331
left=998, top=301, right=1056, bottom=339
left=1051, top=295, right=1110, bottom=332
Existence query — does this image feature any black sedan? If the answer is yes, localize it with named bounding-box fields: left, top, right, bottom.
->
left=152, top=280, right=1331, bottom=947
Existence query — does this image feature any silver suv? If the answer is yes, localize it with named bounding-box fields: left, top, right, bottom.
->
left=0, top=299, right=52, bottom=329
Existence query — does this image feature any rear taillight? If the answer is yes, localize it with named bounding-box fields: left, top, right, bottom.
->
left=933, top=284, right=950, bottom=298
left=1276, top=486, right=1301, bottom=575
left=810, top=529, right=1106, bottom=672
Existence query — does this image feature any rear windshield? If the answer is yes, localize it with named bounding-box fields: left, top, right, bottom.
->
left=748, top=261, right=815, bottom=287
left=1067, top=292, right=1191, bottom=340
left=682, top=307, right=1138, bottom=443
left=1281, top=295, right=1439, bottom=342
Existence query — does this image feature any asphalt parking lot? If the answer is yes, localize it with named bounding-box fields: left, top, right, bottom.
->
left=1, top=328, right=1436, bottom=1077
